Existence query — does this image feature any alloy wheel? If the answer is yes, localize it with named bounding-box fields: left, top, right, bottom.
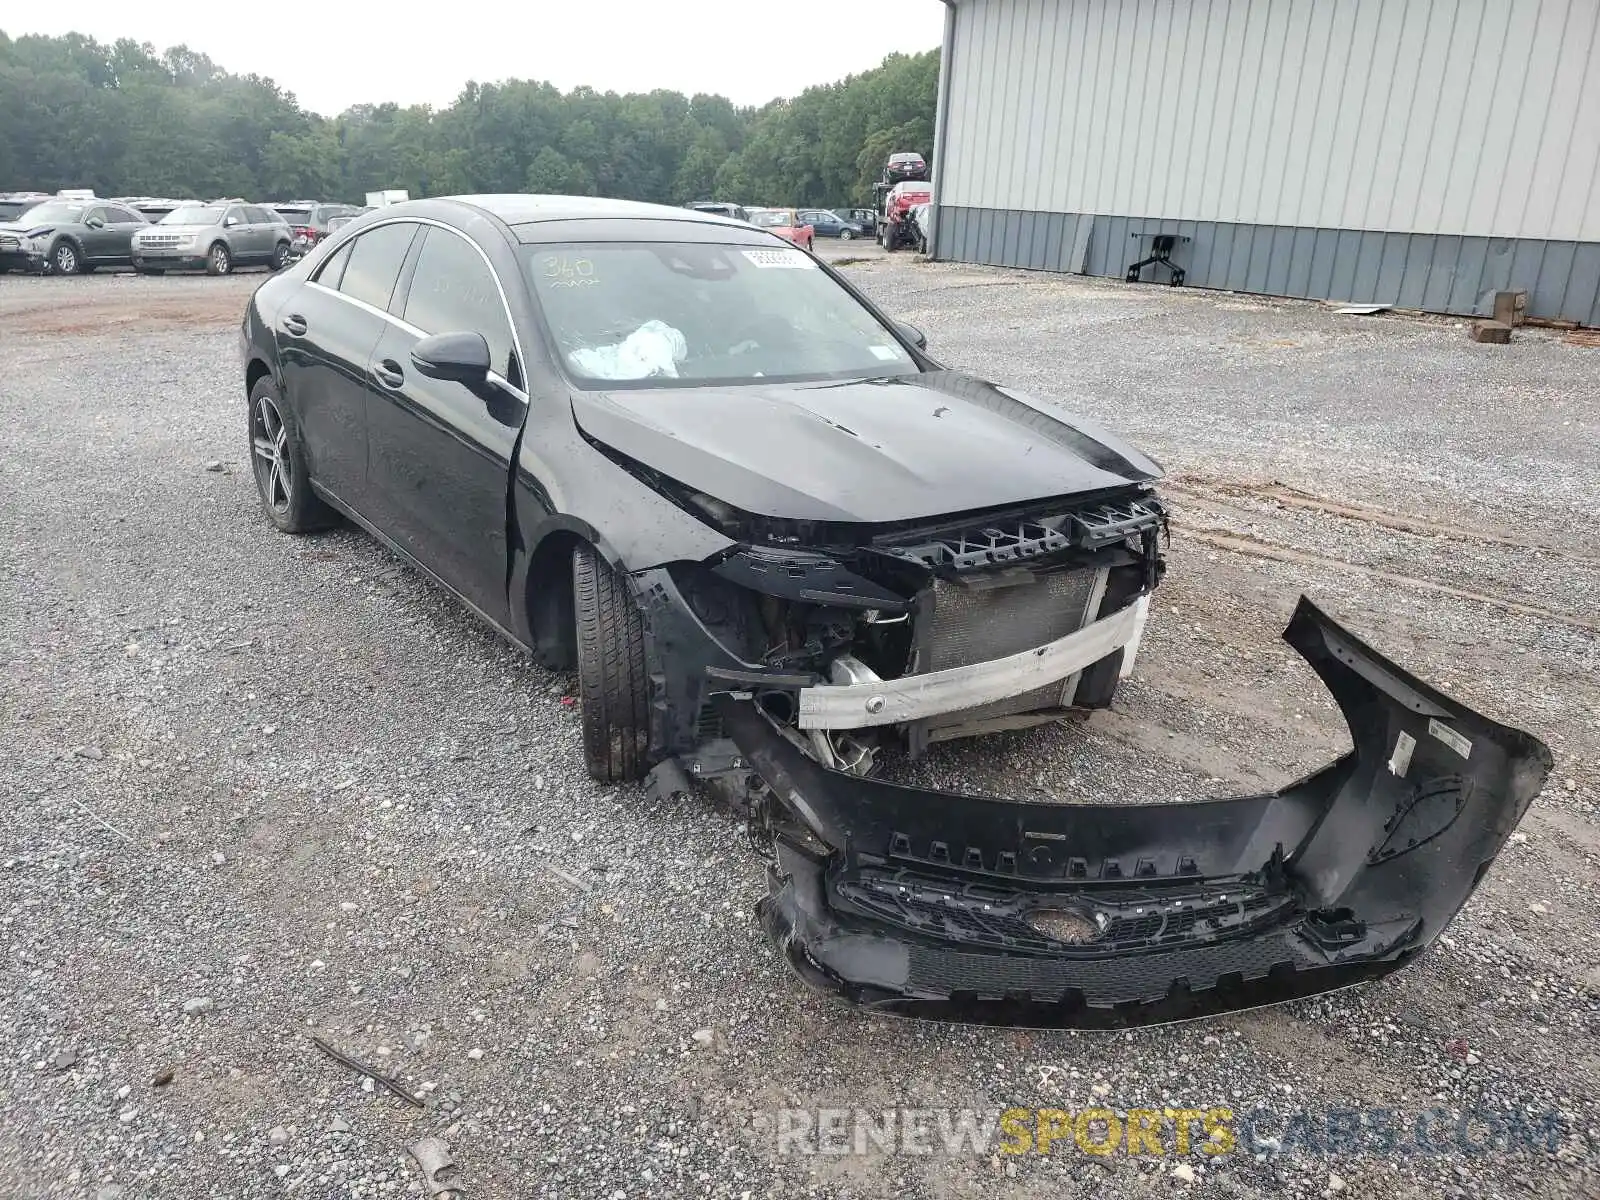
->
left=211, top=244, right=230, bottom=274
left=54, top=243, right=77, bottom=274
left=251, top=395, right=292, bottom=514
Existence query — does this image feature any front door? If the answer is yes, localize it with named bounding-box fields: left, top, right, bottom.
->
left=363, top=224, right=525, bottom=628
left=102, top=205, right=147, bottom=264
left=80, top=207, right=119, bottom=261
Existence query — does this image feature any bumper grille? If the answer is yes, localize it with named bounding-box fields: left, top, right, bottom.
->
left=921, top=567, right=1102, bottom=730
left=0, top=235, right=19, bottom=250
left=833, top=865, right=1293, bottom=957
left=137, top=235, right=185, bottom=249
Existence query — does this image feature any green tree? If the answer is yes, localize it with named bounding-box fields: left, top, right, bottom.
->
left=0, top=30, right=936, bottom=208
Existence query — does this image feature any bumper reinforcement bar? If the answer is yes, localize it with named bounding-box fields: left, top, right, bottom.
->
left=795, top=598, right=1146, bottom=730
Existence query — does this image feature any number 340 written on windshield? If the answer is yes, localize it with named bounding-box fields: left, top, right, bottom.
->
left=541, top=255, right=599, bottom=287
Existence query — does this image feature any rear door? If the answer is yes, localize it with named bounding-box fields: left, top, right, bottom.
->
left=363, top=223, right=525, bottom=627
left=276, top=220, right=420, bottom=510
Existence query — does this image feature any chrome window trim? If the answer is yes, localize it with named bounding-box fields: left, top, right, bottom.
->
left=306, top=215, right=529, bottom=404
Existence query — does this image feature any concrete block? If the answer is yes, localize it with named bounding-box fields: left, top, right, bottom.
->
left=1492, top=290, right=1528, bottom=327
left=1470, top=320, right=1512, bottom=344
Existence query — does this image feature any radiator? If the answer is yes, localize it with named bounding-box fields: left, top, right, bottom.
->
left=921, top=566, right=1107, bottom=734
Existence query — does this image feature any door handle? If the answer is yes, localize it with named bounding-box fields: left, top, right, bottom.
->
left=281, top=314, right=307, bottom=336
left=372, top=360, right=405, bottom=389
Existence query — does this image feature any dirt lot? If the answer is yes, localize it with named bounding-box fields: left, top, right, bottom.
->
left=2, top=262, right=1597, bottom=1200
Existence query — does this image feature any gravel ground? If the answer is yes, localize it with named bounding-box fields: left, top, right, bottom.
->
left=2, top=265, right=1597, bottom=1200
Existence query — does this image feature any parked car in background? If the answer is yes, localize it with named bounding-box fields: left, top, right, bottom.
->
left=117, top=197, right=195, bottom=222
left=748, top=207, right=814, bottom=250
left=0, top=198, right=149, bottom=274
left=323, top=212, right=366, bottom=238
left=836, top=207, right=877, bottom=235
left=0, top=192, right=50, bottom=223
left=799, top=209, right=865, bottom=240
left=274, top=202, right=365, bottom=259
left=132, top=202, right=292, bottom=275
left=686, top=201, right=752, bottom=223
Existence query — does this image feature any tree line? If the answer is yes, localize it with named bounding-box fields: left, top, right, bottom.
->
left=0, top=32, right=937, bottom=208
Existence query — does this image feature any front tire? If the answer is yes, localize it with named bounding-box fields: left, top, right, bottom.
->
left=572, top=543, right=651, bottom=783
left=207, top=242, right=232, bottom=276
left=248, top=376, right=335, bottom=534
left=839, top=228, right=854, bottom=241
left=51, top=240, right=83, bottom=275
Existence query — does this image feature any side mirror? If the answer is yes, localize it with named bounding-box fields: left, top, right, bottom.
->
left=411, top=331, right=491, bottom=385
left=86, top=216, right=106, bottom=229
left=224, top=216, right=239, bottom=226
left=897, top=321, right=928, bottom=351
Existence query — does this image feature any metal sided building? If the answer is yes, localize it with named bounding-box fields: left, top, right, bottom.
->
left=929, top=0, right=1600, bottom=327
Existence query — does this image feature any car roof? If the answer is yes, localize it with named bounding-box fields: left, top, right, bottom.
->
left=357, top=193, right=783, bottom=247
left=448, top=194, right=735, bottom=226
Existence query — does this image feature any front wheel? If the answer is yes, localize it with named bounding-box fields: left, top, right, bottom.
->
left=206, top=242, right=232, bottom=276
left=572, top=543, right=652, bottom=782
left=51, top=240, right=82, bottom=275
left=839, top=228, right=854, bottom=241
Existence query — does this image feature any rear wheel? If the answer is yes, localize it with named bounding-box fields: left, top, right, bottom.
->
left=882, top=222, right=899, bottom=251
left=572, top=543, right=651, bottom=782
left=270, top=241, right=289, bottom=271
left=248, top=375, right=336, bottom=534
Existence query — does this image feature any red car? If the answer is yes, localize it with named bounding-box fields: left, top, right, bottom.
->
left=749, top=207, right=814, bottom=250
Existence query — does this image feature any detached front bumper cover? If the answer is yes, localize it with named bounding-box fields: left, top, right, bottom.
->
left=716, top=597, right=1551, bottom=1028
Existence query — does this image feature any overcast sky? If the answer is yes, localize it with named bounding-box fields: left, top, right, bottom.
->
left=5, top=1, right=946, bottom=115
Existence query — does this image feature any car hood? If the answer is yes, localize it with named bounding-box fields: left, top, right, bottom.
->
left=569, top=371, right=1164, bottom=523
left=0, top=221, right=64, bottom=237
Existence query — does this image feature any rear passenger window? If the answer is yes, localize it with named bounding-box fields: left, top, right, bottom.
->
left=336, top=223, right=417, bottom=311
left=401, top=227, right=516, bottom=377
left=315, top=241, right=354, bottom=289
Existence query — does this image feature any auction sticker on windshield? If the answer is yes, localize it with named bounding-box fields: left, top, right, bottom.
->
left=743, top=248, right=815, bottom=269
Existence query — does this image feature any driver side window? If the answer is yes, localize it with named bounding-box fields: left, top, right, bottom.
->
left=400, top=227, right=517, bottom=380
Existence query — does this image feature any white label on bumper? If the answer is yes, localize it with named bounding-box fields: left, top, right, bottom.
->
left=1387, top=730, right=1417, bottom=777
left=797, top=601, right=1146, bottom=730
left=1428, top=718, right=1473, bottom=760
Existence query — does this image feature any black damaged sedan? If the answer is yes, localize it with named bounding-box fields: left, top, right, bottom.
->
left=240, top=195, right=1549, bottom=1027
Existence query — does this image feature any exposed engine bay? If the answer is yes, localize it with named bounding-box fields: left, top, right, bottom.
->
left=631, top=483, right=1168, bottom=787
